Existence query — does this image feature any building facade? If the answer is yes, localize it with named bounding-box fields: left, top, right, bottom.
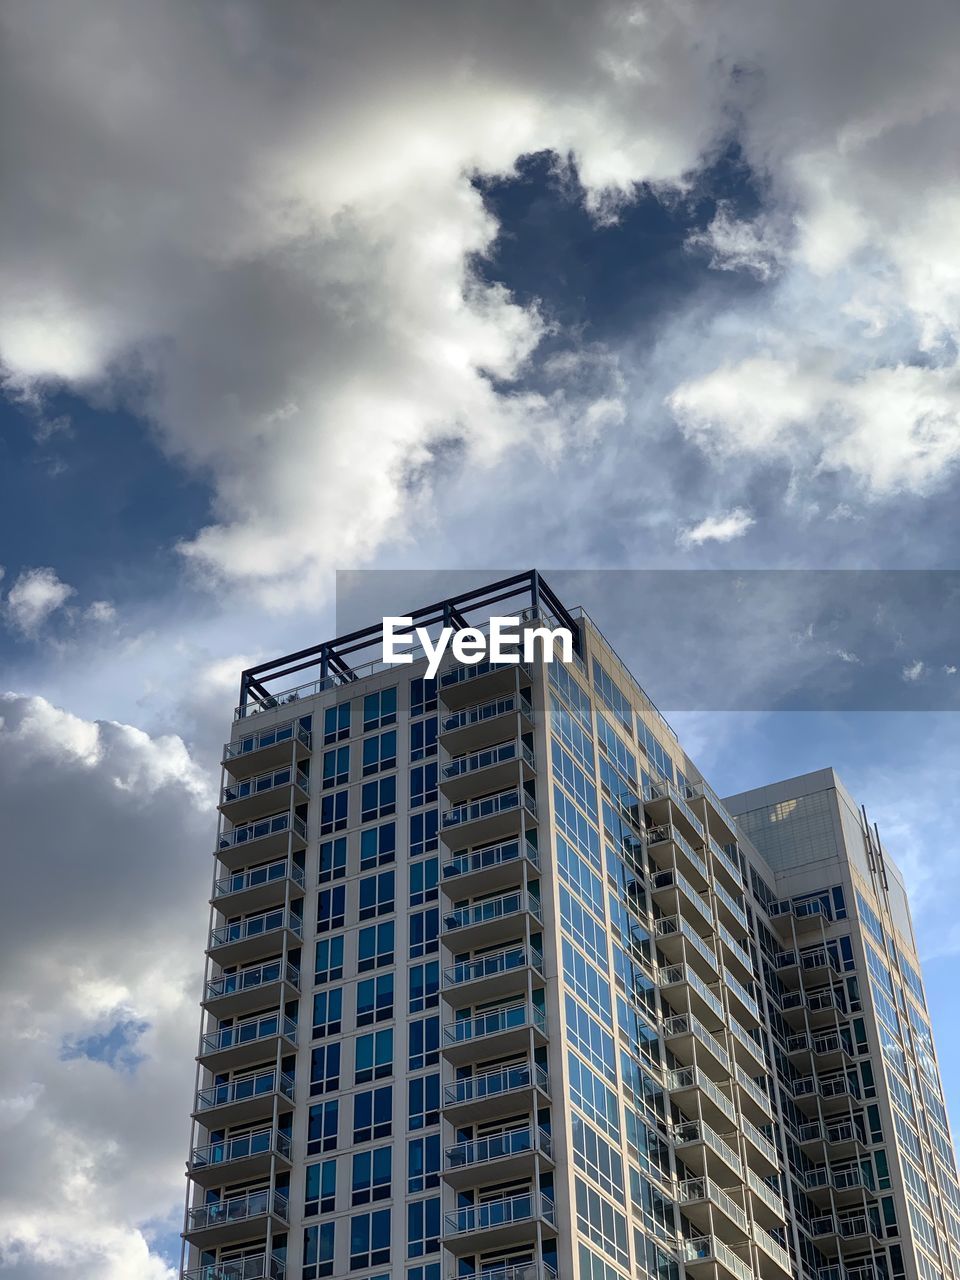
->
left=179, top=571, right=960, bottom=1280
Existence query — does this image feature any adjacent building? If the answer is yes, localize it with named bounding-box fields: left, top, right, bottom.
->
left=179, top=570, right=960, bottom=1280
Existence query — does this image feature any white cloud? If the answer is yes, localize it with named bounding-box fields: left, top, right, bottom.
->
left=902, top=659, right=924, bottom=682
left=678, top=507, right=755, bottom=547
left=4, top=567, right=75, bottom=636
left=84, top=600, right=116, bottom=624
left=686, top=203, right=790, bottom=281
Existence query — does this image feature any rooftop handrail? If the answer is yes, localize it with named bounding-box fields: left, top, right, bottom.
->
left=200, top=1010, right=297, bottom=1056
left=205, top=960, right=300, bottom=1003
left=218, top=811, right=306, bottom=851
left=221, top=765, right=309, bottom=805
left=209, top=907, right=302, bottom=949
left=194, top=1067, right=294, bottom=1112
left=224, top=719, right=311, bottom=758
left=213, top=858, right=304, bottom=899
left=442, top=837, right=539, bottom=877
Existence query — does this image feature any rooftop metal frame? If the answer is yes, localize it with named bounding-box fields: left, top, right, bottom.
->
left=238, top=569, right=581, bottom=712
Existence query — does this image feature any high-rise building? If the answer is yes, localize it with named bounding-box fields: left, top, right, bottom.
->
left=180, top=571, right=960, bottom=1280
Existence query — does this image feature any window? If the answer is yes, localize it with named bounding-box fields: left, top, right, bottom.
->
left=560, top=885, right=608, bottom=970
left=409, top=961, right=439, bottom=1013
left=566, top=993, right=617, bottom=1082
left=353, top=1086, right=392, bottom=1143
left=410, top=716, right=437, bottom=760
left=363, top=688, right=397, bottom=731
left=310, top=1042, right=341, bottom=1095
left=408, top=1015, right=440, bottom=1070
left=303, top=1222, right=335, bottom=1279
left=409, top=908, right=439, bottom=958
left=592, top=659, right=632, bottom=732
left=323, top=702, right=350, bottom=744
left=350, top=1208, right=391, bottom=1270
left=320, top=789, right=348, bottom=834
left=636, top=720, right=674, bottom=783
left=409, top=857, right=439, bottom=907
left=318, top=837, right=347, bottom=882
left=572, top=1114, right=625, bottom=1200
left=305, top=1160, right=336, bottom=1216
left=317, top=886, right=345, bottom=933
left=362, top=776, right=396, bottom=821
left=355, top=1028, right=394, bottom=1083
left=408, top=1135, right=441, bottom=1192
left=360, top=822, right=396, bottom=870
left=410, top=763, right=438, bottom=809
left=410, top=677, right=437, bottom=717
left=550, top=660, right=592, bottom=730
left=407, top=1197, right=440, bottom=1258
left=407, top=1267, right=441, bottom=1280
left=352, top=1146, right=392, bottom=1205
left=553, top=740, right=599, bottom=822
left=575, top=1174, right=630, bottom=1268
left=307, top=1099, right=338, bottom=1154
left=357, top=973, right=394, bottom=1025
left=363, top=730, right=397, bottom=775
left=358, top=921, right=395, bottom=972
left=569, top=1050, right=621, bottom=1141
left=359, top=870, right=395, bottom=920
left=312, top=988, right=343, bottom=1038
left=315, top=934, right=344, bottom=984
left=563, top=937, right=613, bottom=1027
left=597, top=713, right=637, bottom=783
left=410, top=810, right=439, bottom=857
left=408, top=1073, right=440, bottom=1129
left=322, top=745, right=350, bottom=789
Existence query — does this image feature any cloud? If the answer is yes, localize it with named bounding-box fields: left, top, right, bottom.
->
left=84, top=601, right=116, bottom=624
left=678, top=507, right=755, bottom=547
left=0, top=694, right=212, bottom=1278
left=902, top=659, right=924, bottom=682
left=4, top=567, right=75, bottom=636
left=686, top=203, right=790, bottom=281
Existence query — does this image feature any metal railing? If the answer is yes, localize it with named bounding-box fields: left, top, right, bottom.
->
left=194, top=1068, right=294, bottom=1113
left=443, top=1062, right=548, bottom=1107
left=442, top=837, right=539, bottom=879
left=186, top=1188, right=288, bottom=1233
left=718, top=923, right=754, bottom=974
left=441, top=692, right=533, bottom=733
left=679, top=1177, right=749, bottom=1231
left=445, top=1125, right=552, bottom=1169
left=221, top=765, right=309, bottom=806
left=714, top=880, right=749, bottom=931
left=652, top=868, right=714, bottom=927
left=656, top=914, right=719, bottom=973
left=205, top=960, right=300, bottom=1003
left=200, top=1011, right=297, bottom=1057
left=442, top=787, right=537, bottom=829
left=735, top=1065, right=773, bottom=1117
left=660, top=963, right=725, bottom=1022
left=190, top=1125, right=291, bottom=1170
left=442, top=1002, right=545, bottom=1045
left=682, top=1235, right=753, bottom=1280
left=224, top=720, right=311, bottom=761
left=666, top=1065, right=737, bottom=1124
left=663, top=1013, right=730, bottom=1071
left=440, top=659, right=531, bottom=689
left=218, top=812, right=306, bottom=851
left=444, top=1189, right=555, bottom=1235
left=648, top=824, right=709, bottom=881
left=443, top=890, right=542, bottom=932
left=209, top=908, right=302, bottom=950
left=183, top=1251, right=285, bottom=1280
left=444, top=944, right=543, bottom=988
left=443, top=740, right=534, bottom=780
left=450, top=1264, right=559, bottom=1280
left=673, top=1119, right=743, bottom=1176
left=213, top=858, right=304, bottom=900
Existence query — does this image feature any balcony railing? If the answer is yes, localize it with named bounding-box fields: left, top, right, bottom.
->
left=673, top=1119, right=743, bottom=1177
left=453, top=1264, right=559, bottom=1280
left=444, top=944, right=544, bottom=988
left=667, top=1065, right=737, bottom=1124
left=205, top=960, right=300, bottom=1004
left=443, top=837, right=540, bottom=880
left=441, top=692, right=533, bottom=733
left=221, top=765, right=309, bottom=806
left=660, top=963, right=725, bottom=1022
left=652, top=868, right=714, bottom=926
left=443, top=1062, right=548, bottom=1108
left=656, top=914, right=719, bottom=973
left=714, top=881, right=749, bottom=931
left=443, top=740, right=534, bottom=780
left=190, top=1125, right=291, bottom=1170
left=446, top=1124, right=552, bottom=1169
left=723, top=968, right=760, bottom=1022
left=747, top=1168, right=786, bottom=1219
left=444, top=1189, right=555, bottom=1236
left=199, top=1011, right=297, bottom=1057
left=443, top=890, right=542, bottom=933
left=218, top=812, right=306, bottom=852
left=442, top=1001, right=545, bottom=1046
left=440, top=659, right=531, bottom=689
left=648, top=824, right=709, bottom=881
left=682, top=1235, right=753, bottom=1280
left=209, top=908, right=303, bottom=950
left=708, top=835, right=745, bottom=888
left=679, top=1177, right=749, bottom=1232
left=442, top=787, right=537, bottom=829
left=663, top=1013, right=730, bottom=1072
left=735, top=1065, right=773, bottom=1117
left=224, top=720, right=311, bottom=762
left=194, top=1067, right=294, bottom=1114
left=186, top=1188, right=289, bottom=1233
left=213, top=858, right=304, bottom=901
left=183, top=1252, right=285, bottom=1280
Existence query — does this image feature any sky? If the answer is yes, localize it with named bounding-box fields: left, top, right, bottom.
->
left=2, top=0, right=960, bottom=1274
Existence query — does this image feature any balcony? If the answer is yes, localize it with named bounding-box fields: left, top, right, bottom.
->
left=713, top=881, right=749, bottom=934
left=440, top=691, right=534, bottom=754
left=651, top=868, right=714, bottom=932
left=198, top=1011, right=297, bottom=1073
left=718, top=924, right=755, bottom=983
left=219, top=764, right=309, bottom=824
left=807, top=988, right=847, bottom=1026
left=663, top=1012, right=731, bottom=1080
left=656, top=914, right=720, bottom=981
left=216, top=812, right=307, bottom=874
left=740, top=1116, right=779, bottom=1175
left=442, top=837, right=540, bottom=895
left=660, top=963, right=725, bottom=1030
left=442, top=889, right=542, bottom=950
left=441, top=787, right=538, bottom=849
left=722, top=968, right=761, bottom=1027
left=182, top=1253, right=285, bottom=1280
left=752, top=1224, right=792, bottom=1278
left=443, top=1190, right=557, bottom=1252
left=184, top=1188, right=288, bottom=1251
left=187, top=1125, right=291, bottom=1187
left=644, top=777, right=706, bottom=842
left=443, top=1124, right=554, bottom=1190
left=442, top=1061, right=549, bottom=1125
left=820, top=1075, right=862, bottom=1113
left=647, top=823, right=709, bottom=888
left=222, top=719, right=311, bottom=778
left=679, top=1177, right=749, bottom=1242
left=441, top=1001, right=547, bottom=1065
left=769, top=896, right=831, bottom=935
left=667, top=1065, right=737, bottom=1131
left=211, top=858, right=304, bottom=915
left=683, top=1234, right=755, bottom=1280
left=797, top=1118, right=867, bottom=1157
left=440, top=740, right=536, bottom=803
left=453, top=1263, right=558, bottom=1280
left=438, top=659, right=531, bottom=710
left=673, top=1119, right=743, bottom=1182
left=192, top=1067, right=295, bottom=1128
left=734, top=1066, right=774, bottom=1124
left=785, top=1030, right=853, bottom=1072
left=203, top=960, right=300, bottom=1020
left=707, top=833, right=745, bottom=893
left=207, top=908, right=303, bottom=968
left=443, top=944, right=544, bottom=1005
left=746, top=1169, right=788, bottom=1229
left=727, top=1019, right=767, bottom=1074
